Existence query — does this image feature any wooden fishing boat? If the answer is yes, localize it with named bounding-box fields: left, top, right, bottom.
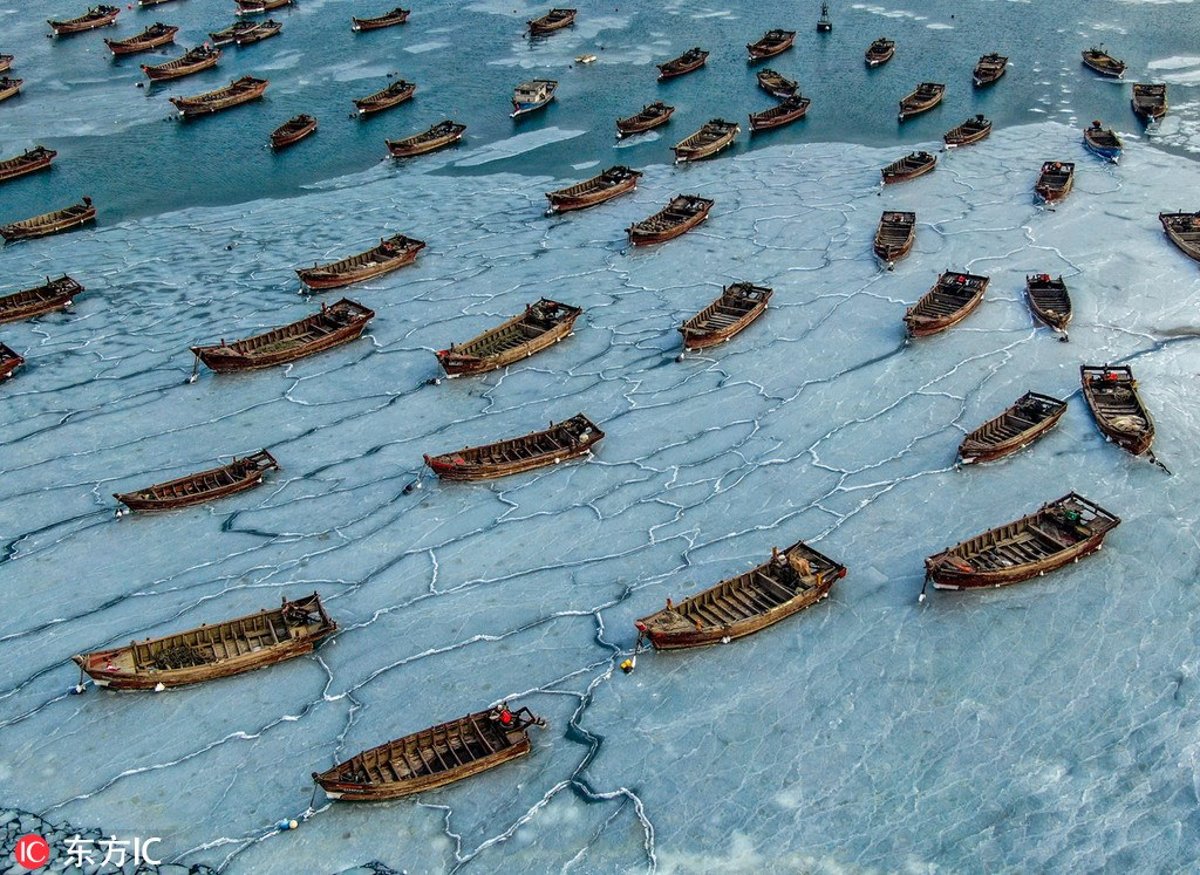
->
left=0, top=77, right=22, bottom=104
left=972, top=53, right=1008, bottom=87
left=616, top=101, right=674, bottom=138
left=234, top=19, right=282, bottom=45
left=48, top=5, right=120, bottom=36
left=209, top=22, right=257, bottom=45
left=679, top=282, right=771, bottom=351
left=943, top=114, right=991, bottom=147
left=114, top=450, right=279, bottom=512
left=171, top=76, right=267, bottom=117
left=1083, top=120, right=1122, bottom=163
left=191, top=299, right=374, bottom=372
left=105, top=23, right=178, bottom=56
left=0, top=343, right=23, bottom=381
left=898, top=82, right=945, bottom=121
left=386, top=120, right=466, bottom=157
left=72, top=593, right=336, bottom=690
left=528, top=8, right=575, bottom=36
left=747, top=29, right=795, bottom=62
left=748, top=94, right=810, bottom=132
left=235, top=0, right=292, bottom=15
left=436, top=299, right=582, bottom=377
left=881, top=151, right=936, bottom=184
left=0, top=146, right=57, bottom=184
left=627, top=194, right=713, bottom=246
left=143, top=45, right=220, bottom=80
left=1082, top=46, right=1126, bottom=79
left=904, top=270, right=989, bottom=338
left=817, top=1, right=833, bottom=32
left=425, top=414, right=603, bottom=480
left=958, top=392, right=1068, bottom=465
left=865, top=38, right=894, bottom=67
left=1080, top=364, right=1155, bottom=457
left=1159, top=211, right=1200, bottom=262
left=873, top=211, right=915, bottom=266
left=0, top=55, right=13, bottom=74
left=354, top=80, right=416, bottom=116
left=352, top=7, right=409, bottom=31
left=546, top=166, right=642, bottom=213
left=270, top=114, right=316, bottom=149
left=1025, top=274, right=1072, bottom=336
left=313, top=704, right=546, bottom=801
left=924, top=493, right=1119, bottom=592
left=1131, top=83, right=1167, bottom=123
left=1035, top=161, right=1074, bottom=204
left=634, top=539, right=845, bottom=650
left=510, top=79, right=556, bottom=117
left=0, top=198, right=95, bottom=242
left=756, top=68, right=797, bottom=98
left=0, top=275, right=85, bottom=324
left=673, top=119, right=739, bottom=163
left=657, top=47, right=708, bottom=81
left=137, top=0, right=181, bottom=6
left=296, top=234, right=425, bottom=290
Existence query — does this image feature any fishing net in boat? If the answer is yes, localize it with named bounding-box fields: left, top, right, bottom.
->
left=151, top=643, right=209, bottom=670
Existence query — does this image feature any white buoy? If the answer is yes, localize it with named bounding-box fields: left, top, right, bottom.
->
left=154, top=682, right=166, bottom=692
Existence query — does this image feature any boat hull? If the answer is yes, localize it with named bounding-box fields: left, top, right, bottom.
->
left=1082, top=56, right=1125, bottom=79
left=628, top=213, right=708, bottom=246
left=387, top=127, right=464, bottom=158
left=511, top=97, right=553, bottom=117
left=193, top=323, right=370, bottom=371
left=0, top=150, right=57, bottom=184
left=319, top=741, right=529, bottom=801
left=437, top=308, right=579, bottom=377
left=107, top=29, right=178, bottom=55
left=172, top=80, right=268, bottom=118
left=114, top=457, right=277, bottom=511
left=424, top=440, right=593, bottom=480
left=74, top=598, right=335, bottom=690
left=898, top=95, right=943, bottom=120
left=1159, top=213, right=1200, bottom=263
left=352, top=10, right=408, bottom=31
left=635, top=540, right=846, bottom=651
left=296, top=249, right=421, bottom=290
left=546, top=176, right=638, bottom=213
left=1080, top=366, right=1155, bottom=456
left=0, top=345, right=23, bottom=376
left=0, top=292, right=77, bottom=324
left=49, top=11, right=119, bottom=35
left=882, top=156, right=936, bottom=184
left=271, top=118, right=317, bottom=149
left=927, top=494, right=1120, bottom=590
left=749, top=99, right=809, bottom=131
left=930, top=536, right=1105, bottom=589
left=142, top=51, right=220, bottom=81
left=643, top=587, right=831, bottom=650
left=673, top=130, right=738, bottom=163
left=0, top=207, right=95, bottom=242
left=1084, top=131, right=1121, bottom=163
left=617, top=106, right=674, bottom=137
left=958, top=393, right=1067, bottom=465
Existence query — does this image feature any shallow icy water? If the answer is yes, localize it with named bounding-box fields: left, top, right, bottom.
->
left=2, top=119, right=1200, bottom=872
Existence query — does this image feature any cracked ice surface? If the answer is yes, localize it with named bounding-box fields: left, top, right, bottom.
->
left=2, top=121, right=1200, bottom=873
